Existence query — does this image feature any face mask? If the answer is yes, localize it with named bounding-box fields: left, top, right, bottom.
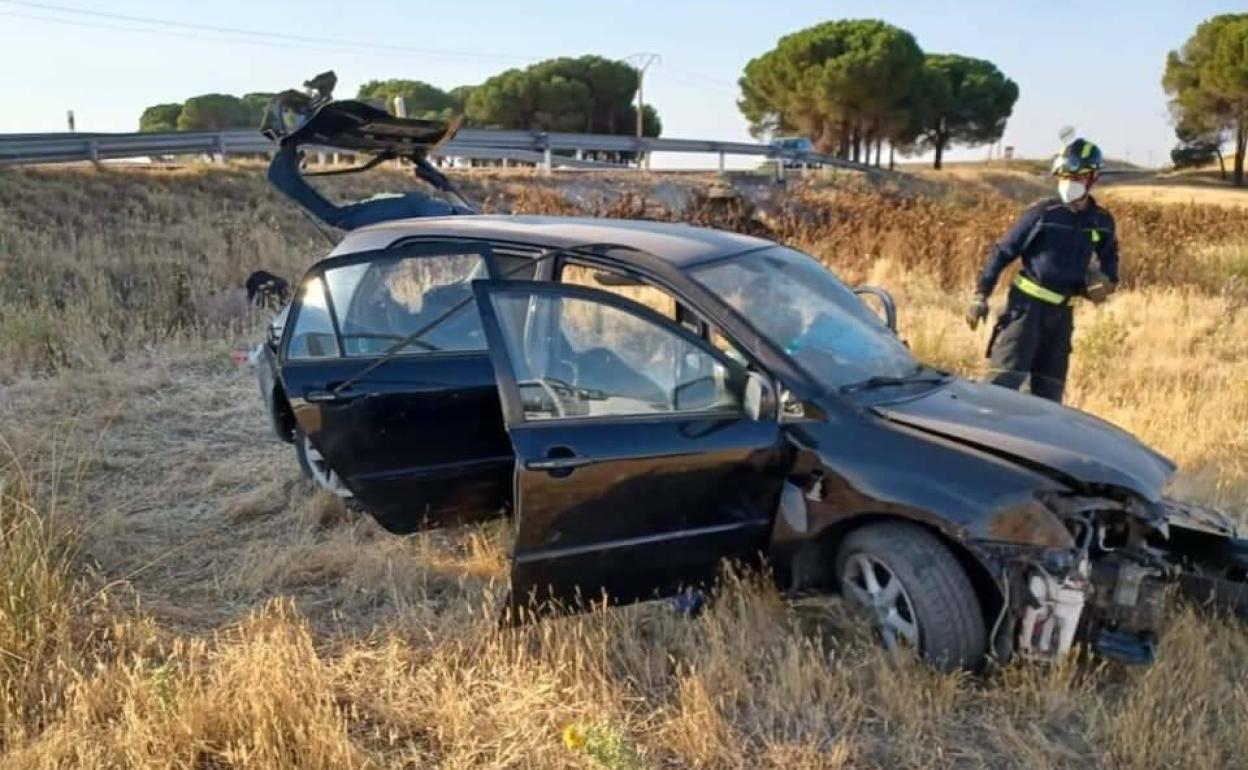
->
left=1057, top=178, right=1087, bottom=204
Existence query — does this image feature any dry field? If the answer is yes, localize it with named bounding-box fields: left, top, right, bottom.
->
left=2, top=164, right=1248, bottom=769
left=1097, top=183, right=1248, bottom=209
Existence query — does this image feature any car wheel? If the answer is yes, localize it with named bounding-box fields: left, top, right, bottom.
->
left=835, top=522, right=987, bottom=671
left=294, top=430, right=353, bottom=499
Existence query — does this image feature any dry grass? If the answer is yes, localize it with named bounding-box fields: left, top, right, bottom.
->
left=1097, top=184, right=1248, bottom=209
left=1, top=164, right=1247, bottom=768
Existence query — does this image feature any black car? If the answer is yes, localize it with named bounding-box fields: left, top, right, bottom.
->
left=248, top=91, right=1247, bottom=671
left=248, top=212, right=1248, bottom=671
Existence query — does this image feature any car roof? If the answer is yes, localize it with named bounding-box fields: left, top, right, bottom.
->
left=327, top=214, right=773, bottom=269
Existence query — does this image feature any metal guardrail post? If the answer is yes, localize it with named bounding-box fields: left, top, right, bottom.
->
left=537, top=132, right=550, bottom=175
left=718, top=151, right=725, bottom=175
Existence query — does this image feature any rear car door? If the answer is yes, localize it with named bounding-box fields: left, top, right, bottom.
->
left=472, top=280, right=788, bottom=617
left=280, top=241, right=514, bottom=532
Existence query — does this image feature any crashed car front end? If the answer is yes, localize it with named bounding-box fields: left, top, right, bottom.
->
left=850, top=375, right=1246, bottom=666
left=968, top=489, right=1246, bottom=666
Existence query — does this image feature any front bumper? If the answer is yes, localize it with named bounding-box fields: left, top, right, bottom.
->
left=980, top=496, right=1243, bottom=666
left=1004, top=551, right=1166, bottom=666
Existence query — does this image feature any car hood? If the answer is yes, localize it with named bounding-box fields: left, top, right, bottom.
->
left=871, top=379, right=1175, bottom=501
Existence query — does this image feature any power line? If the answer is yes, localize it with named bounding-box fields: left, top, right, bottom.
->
left=0, top=9, right=443, bottom=58
left=662, top=64, right=739, bottom=93
left=662, top=72, right=739, bottom=95
left=0, top=1, right=539, bottom=62
left=1, top=0, right=749, bottom=118
left=2, top=0, right=747, bottom=91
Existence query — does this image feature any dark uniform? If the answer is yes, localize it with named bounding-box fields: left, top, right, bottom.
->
left=976, top=196, right=1119, bottom=403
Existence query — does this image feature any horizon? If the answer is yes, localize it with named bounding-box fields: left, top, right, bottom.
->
left=1, top=0, right=1242, bottom=169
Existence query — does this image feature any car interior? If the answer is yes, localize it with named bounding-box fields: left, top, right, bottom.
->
left=333, top=256, right=486, bottom=356
left=492, top=260, right=747, bottom=420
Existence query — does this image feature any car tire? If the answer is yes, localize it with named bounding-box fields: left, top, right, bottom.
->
left=294, top=429, right=353, bottom=499
left=835, top=522, right=987, bottom=671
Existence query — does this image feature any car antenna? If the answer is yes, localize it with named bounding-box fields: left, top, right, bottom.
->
left=330, top=241, right=639, bottom=395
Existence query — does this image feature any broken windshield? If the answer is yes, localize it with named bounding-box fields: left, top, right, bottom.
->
left=691, top=246, right=917, bottom=389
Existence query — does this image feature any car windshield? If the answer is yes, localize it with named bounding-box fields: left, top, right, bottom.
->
left=691, top=246, right=917, bottom=388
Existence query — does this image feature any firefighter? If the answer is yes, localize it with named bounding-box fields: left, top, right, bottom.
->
left=965, top=138, right=1119, bottom=403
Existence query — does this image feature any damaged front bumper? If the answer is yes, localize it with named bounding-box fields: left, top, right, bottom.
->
left=976, top=495, right=1247, bottom=666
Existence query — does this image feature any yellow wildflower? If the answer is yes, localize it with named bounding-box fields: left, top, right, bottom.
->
left=563, top=723, right=587, bottom=751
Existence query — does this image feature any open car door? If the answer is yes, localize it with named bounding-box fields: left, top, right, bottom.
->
left=280, top=241, right=513, bottom=532
left=472, top=280, right=789, bottom=618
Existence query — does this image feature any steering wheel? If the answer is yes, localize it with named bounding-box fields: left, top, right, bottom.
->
left=517, top=378, right=567, bottom=418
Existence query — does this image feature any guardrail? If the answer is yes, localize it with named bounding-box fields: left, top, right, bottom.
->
left=0, top=127, right=879, bottom=175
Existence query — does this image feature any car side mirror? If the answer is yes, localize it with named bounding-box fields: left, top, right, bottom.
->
left=853, top=285, right=898, bottom=333
left=673, top=376, right=717, bottom=411
left=744, top=371, right=777, bottom=421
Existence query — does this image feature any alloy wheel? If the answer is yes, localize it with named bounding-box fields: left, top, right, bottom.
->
left=301, top=433, right=353, bottom=498
left=839, top=552, right=920, bottom=651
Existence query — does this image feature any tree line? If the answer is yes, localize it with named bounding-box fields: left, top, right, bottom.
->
left=139, top=22, right=1012, bottom=172
left=138, top=55, right=661, bottom=144
left=1165, top=13, right=1248, bottom=186
left=738, top=19, right=1019, bottom=169
left=139, top=92, right=274, bottom=132
left=134, top=14, right=1247, bottom=180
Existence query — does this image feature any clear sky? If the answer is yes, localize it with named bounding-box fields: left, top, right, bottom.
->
left=0, top=0, right=1240, bottom=168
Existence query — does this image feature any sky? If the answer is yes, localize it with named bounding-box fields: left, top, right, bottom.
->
left=0, top=0, right=1240, bottom=169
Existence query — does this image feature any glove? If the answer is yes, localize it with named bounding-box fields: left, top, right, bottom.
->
left=965, top=294, right=989, bottom=330
left=1085, top=268, right=1117, bottom=304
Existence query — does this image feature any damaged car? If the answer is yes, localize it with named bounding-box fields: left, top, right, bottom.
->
left=249, top=94, right=1248, bottom=672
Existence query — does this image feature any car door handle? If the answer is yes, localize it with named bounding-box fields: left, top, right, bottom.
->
left=525, top=455, right=594, bottom=472
left=305, top=387, right=359, bottom=403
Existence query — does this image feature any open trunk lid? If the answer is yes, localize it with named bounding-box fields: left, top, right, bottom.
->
left=281, top=99, right=457, bottom=155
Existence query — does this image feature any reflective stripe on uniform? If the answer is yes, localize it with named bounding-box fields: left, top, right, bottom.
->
left=1081, top=142, right=1094, bottom=158
left=1090, top=229, right=1102, bottom=244
left=1013, top=274, right=1073, bottom=305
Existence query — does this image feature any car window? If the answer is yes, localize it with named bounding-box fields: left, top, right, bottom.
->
left=495, top=253, right=538, bottom=280
left=286, top=276, right=340, bottom=359
left=326, top=252, right=486, bottom=356
left=561, top=261, right=752, bottom=366
left=692, top=246, right=916, bottom=388
left=489, top=290, right=741, bottom=421
left=709, top=327, right=749, bottom=367
left=559, top=262, right=677, bottom=320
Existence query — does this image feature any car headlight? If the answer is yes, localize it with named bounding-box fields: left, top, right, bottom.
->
left=985, top=497, right=1078, bottom=549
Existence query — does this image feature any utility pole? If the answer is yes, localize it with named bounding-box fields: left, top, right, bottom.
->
left=625, top=53, right=659, bottom=171
left=66, top=110, right=75, bottom=132
left=391, top=95, right=407, bottom=170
